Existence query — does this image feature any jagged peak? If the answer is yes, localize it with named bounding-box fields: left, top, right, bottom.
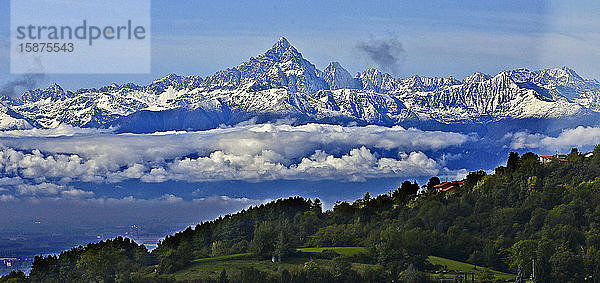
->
left=322, top=62, right=359, bottom=89
left=13, top=82, right=65, bottom=104
left=324, top=62, right=348, bottom=73
left=48, top=82, right=63, bottom=91
left=407, top=75, right=423, bottom=86
left=464, top=72, right=492, bottom=84
left=558, top=66, right=583, bottom=80
left=358, top=68, right=388, bottom=77
left=263, top=36, right=302, bottom=60
left=535, top=66, right=585, bottom=84
left=491, top=70, right=515, bottom=84
left=274, top=36, right=291, bottom=49
left=152, top=73, right=181, bottom=84
left=164, top=73, right=180, bottom=79
left=560, top=66, right=575, bottom=72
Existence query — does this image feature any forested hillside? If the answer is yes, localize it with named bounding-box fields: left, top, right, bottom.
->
left=4, top=147, right=600, bottom=282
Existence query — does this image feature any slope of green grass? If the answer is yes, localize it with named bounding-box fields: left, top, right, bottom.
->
left=174, top=248, right=378, bottom=281
left=191, top=253, right=252, bottom=263
left=173, top=248, right=515, bottom=282
left=174, top=257, right=378, bottom=282
left=428, top=255, right=516, bottom=280
left=296, top=246, right=367, bottom=256
left=298, top=247, right=516, bottom=281
left=174, top=258, right=300, bottom=281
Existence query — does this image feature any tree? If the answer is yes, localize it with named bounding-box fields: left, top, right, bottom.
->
left=393, top=181, right=419, bottom=201
left=158, top=241, right=193, bottom=274
left=550, top=245, right=584, bottom=282
left=303, top=259, right=322, bottom=282
left=312, top=198, right=323, bottom=213
left=308, top=224, right=360, bottom=247
left=370, top=226, right=429, bottom=269
left=77, top=246, right=131, bottom=282
left=510, top=240, right=536, bottom=278
left=535, top=238, right=555, bottom=282
left=507, top=152, right=520, bottom=170
left=0, top=270, right=28, bottom=283
left=362, top=192, right=371, bottom=202
left=174, top=241, right=194, bottom=270
left=463, top=170, right=486, bottom=188
left=211, top=241, right=228, bottom=257
left=592, top=145, right=600, bottom=162
left=274, top=229, right=293, bottom=261
left=331, top=256, right=354, bottom=281
left=569, top=148, right=579, bottom=158
left=250, top=221, right=278, bottom=259
left=230, top=239, right=249, bottom=254
left=400, top=181, right=419, bottom=195
left=426, top=177, right=441, bottom=191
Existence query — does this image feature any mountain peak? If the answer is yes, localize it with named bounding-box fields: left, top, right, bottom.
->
left=324, top=61, right=344, bottom=72
left=464, top=72, right=491, bottom=84
left=534, top=66, right=585, bottom=85
left=274, top=36, right=290, bottom=48
left=48, top=82, right=63, bottom=91
left=559, top=66, right=584, bottom=80
left=323, top=62, right=359, bottom=89
left=264, top=36, right=302, bottom=60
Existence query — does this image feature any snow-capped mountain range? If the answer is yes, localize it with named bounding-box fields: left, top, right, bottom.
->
left=2, top=37, right=600, bottom=132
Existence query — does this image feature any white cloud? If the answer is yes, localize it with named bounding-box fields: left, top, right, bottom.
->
left=17, top=182, right=68, bottom=195
left=509, top=126, right=600, bottom=150
left=0, top=124, right=114, bottom=138
left=61, top=188, right=95, bottom=198
left=16, top=193, right=261, bottom=209
left=137, top=147, right=449, bottom=183
left=157, top=194, right=183, bottom=203
left=192, top=195, right=254, bottom=204
left=0, top=123, right=468, bottom=184
left=15, top=182, right=95, bottom=199
left=0, top=194, right=15, bottom=202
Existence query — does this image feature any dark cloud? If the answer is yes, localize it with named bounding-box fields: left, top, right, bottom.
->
left=356, top=37, right=406, bottom=74
left=0, top=73, right=45, bottom=98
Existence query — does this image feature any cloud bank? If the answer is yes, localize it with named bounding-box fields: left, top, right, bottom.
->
left=0, top=123, right=469, bottom=202
left=0, top=123, right=468, bottom=183
left=509, top=126, right=600, bottom=150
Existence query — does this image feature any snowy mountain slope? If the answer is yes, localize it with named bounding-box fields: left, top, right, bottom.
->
left=4, top=37, right=600, bottom=132
left=0, top=103, right=38, bottom=130
left=322, top=62, right=361, bottom=90
left=204, top=37, right=329, bottom=93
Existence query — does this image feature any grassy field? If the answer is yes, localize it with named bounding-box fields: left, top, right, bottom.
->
left=174, top=258, right=305, bottom=281
left=174, top=256, right=377, bottom=281
left=296, top=246, right=367, bottom=256
left=173, top=247, right=516, bottom=282
left=428, top=255, right=516, bottom=281
left=174, top=247, right=375, bottom=281
left=190, top=253, right=252, bottom=263
left=298, top=247, right=515, bottom=281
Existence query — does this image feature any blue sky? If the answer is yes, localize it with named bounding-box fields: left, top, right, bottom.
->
left=1, top=0, right=599, bottom=91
